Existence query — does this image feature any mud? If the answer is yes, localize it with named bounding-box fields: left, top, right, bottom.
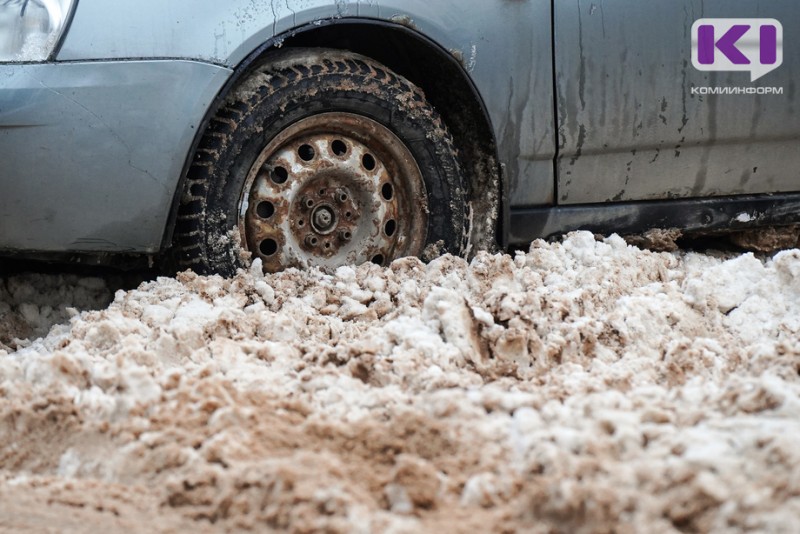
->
left=730, top=224, right=800, bottom=253
left=623, top=227, right=683, bottom=252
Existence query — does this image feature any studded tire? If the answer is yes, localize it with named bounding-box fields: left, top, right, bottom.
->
left=173, top=48, right=467, bottom=276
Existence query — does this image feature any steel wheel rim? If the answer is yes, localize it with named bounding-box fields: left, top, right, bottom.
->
left=238, top=112, right=428, bottom=273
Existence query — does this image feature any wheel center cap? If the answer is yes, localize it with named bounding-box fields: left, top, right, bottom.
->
left=311, top=205, right=336, bottom=233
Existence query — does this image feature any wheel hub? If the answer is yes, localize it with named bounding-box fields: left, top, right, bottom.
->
left=238, top=113, right=428, bottom=273
left=311, top=205, right=336, bottom=233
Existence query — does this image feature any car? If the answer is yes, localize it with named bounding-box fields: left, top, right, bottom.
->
left=1, top=1, right=798, bottom=275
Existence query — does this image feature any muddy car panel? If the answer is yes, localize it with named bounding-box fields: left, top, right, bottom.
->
left=555, top=0, right=800, bottom=204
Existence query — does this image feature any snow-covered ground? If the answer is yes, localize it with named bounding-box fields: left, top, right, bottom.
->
left=1, top=232, right=799, bottom=532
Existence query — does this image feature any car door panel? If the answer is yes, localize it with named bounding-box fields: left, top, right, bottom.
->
left=555, top=0, right=800, bottom=204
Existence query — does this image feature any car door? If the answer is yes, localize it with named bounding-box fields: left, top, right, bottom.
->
left=554, top=0, right=800, bottom=205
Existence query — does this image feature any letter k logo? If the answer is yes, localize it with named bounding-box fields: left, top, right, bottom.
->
left=697, top=24, right=750, bottom=65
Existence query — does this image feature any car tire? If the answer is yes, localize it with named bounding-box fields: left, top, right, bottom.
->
left=173, top=48, right=468, bottom=275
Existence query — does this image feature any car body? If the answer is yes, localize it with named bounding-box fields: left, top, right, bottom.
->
left=1, top=0, right=799, bottom=268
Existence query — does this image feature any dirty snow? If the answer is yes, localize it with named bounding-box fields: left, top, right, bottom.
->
left=0, top=272, right=111, bottom=352
left=1, top=232, right=799, bottom=532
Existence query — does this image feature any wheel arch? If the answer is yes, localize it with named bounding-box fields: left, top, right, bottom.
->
left=162, top=18, right=502, bottom=260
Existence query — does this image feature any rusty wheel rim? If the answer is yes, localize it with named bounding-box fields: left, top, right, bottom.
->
left=238, top=113, right=428, bottom=273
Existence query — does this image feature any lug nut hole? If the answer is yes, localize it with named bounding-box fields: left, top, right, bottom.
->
left=272, top=166, right=288, bottom=184
left=325, top=242, right=331, bottom=249
left=298, top=144, right=315, bottom=161
left=298, top=219, right=305, bottom=227
left=331, top=139, right=348, bottom=156
left=362, top=154, right=376, bottom=171
left=384, top=219, right=397, bottom=237
left=339, top=193, right=348, bottom=202
left=345, top=211, right=352, bottom=219
left=256, top=201, right=275, bottom=219
left=260, top=239, right=278, bottom=256
left=381, top=183, right=394, bottom=201
left=371, top=254, right=385, bottom=266
left=305, top=198, right=315, bottom=208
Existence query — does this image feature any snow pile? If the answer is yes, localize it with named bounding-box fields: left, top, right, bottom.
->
left=1, top=232, right=799, bottom=532
left=0, top=272, right=111, bottom=351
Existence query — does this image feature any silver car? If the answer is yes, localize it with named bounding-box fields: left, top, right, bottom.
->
left=1, top=1, right=798, bottom=274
